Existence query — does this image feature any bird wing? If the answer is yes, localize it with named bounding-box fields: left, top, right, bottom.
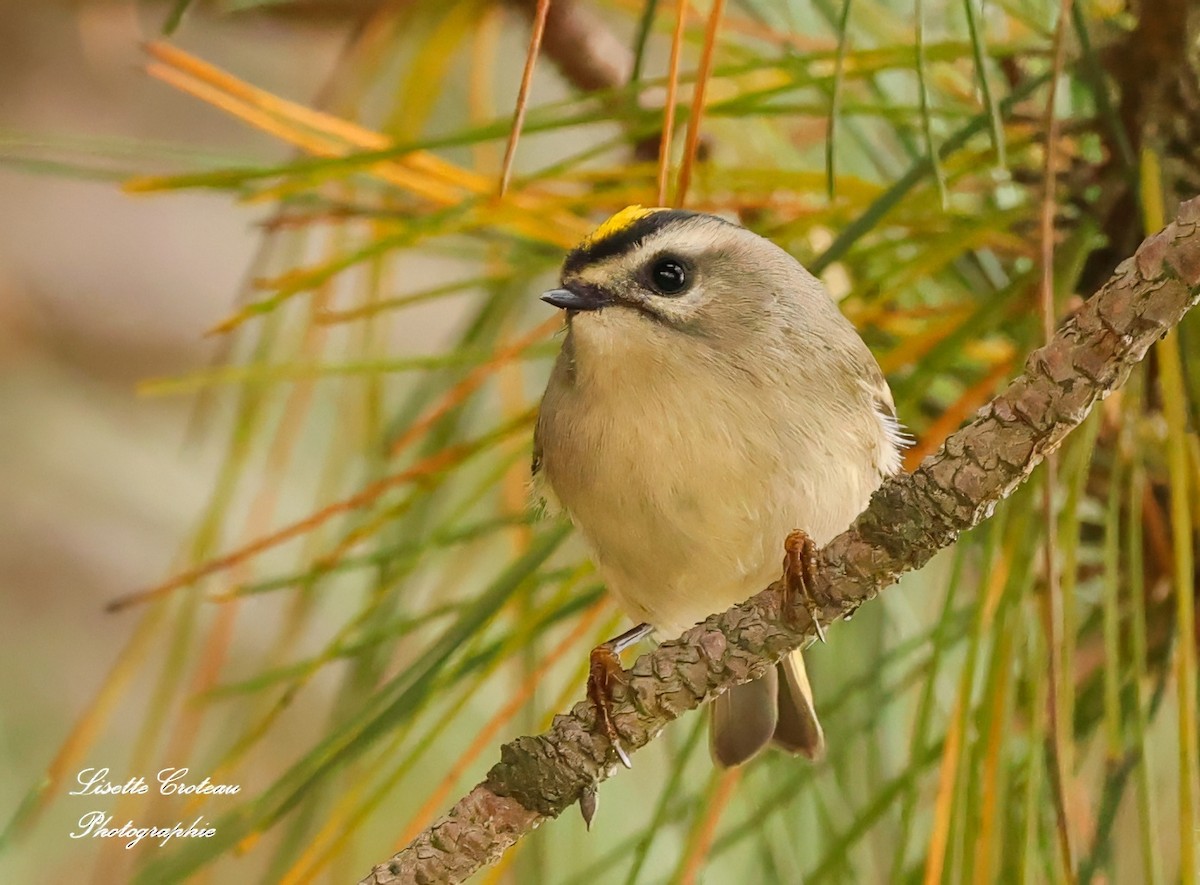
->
left=529, top=408, right=561, bottom=515
left=858, top=358, right=911, bottom=477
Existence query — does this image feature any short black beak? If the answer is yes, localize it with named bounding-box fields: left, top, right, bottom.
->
left=541, top=286, right=611, bottom=312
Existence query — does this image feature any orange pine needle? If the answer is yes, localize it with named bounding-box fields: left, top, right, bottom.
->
left=144, top=42, right=489, bottom=199
left=923, top=549, right=1011, bottom=885
left=145, top=41, right=362, bottom=143
left=658, top=0, right=689, bottom=205
left=312, top=498, right=411, bottom=572
left=480, top=849, right=520, bottom=885
left=499, top=0, right=552, bottom=196
left=388, top=315, right=559, bottom=457
left=392, top=596, right=609, bottom=849
left=142, top=63, right=342, bottom=159
left=674, top=0, right=725, bottom=207
left=1036, top=2, right=1079, bottom=877
left=134, top=61, right=464, bottom=207
left=971, top=626, right=1015, bottom=884
left=678, top=767, right=742, bottom=884
left=902, top=358, right=1013, bottom=472
left=111, top=312, right=551, bottom=613
left=923, top=698, right=965, bottom=885
left=132, top=42, right=586, bottom=271
left=106, top=438, right=495, bottom=613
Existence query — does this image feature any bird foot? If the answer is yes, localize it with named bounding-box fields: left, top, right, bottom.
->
left=578, top=621, right=653, bottom=826
left=587, top=643, right=633, bottom=769
left=783, top=529, right=826, bottom=643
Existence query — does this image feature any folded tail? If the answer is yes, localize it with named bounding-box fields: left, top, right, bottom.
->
left=709, top=649, right=824, bottom=767
left=773, top=649, right=825, bottom=760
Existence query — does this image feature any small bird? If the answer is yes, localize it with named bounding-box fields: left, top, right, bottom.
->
left=533, top=206, right=905, bottom=767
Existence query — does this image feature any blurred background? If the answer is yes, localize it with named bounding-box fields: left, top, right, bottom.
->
left=0, top=3, right=370, bottom=880
left=0, top=1, right=1197, bottom=883
left=0, top=0, right=335, bottom=863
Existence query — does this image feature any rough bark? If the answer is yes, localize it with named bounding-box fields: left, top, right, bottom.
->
left=360, top=197, right=1200, bottom=885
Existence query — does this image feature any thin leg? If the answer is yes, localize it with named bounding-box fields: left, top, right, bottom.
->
left=587, top=621, right=654, bottom=770
left=783, top=530, right=826, bottom=643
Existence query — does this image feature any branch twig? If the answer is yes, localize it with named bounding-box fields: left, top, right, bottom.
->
left=360, top=196, right=1200, bottom=885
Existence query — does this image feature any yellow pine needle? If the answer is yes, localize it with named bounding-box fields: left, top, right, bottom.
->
left=1142, top=163, right=1199, bottom=884
left=386, top=1, right=484, bottom=141
left=136, top=63, right=347, bottom=165
left=1159, top=329, right=1197, bottom=881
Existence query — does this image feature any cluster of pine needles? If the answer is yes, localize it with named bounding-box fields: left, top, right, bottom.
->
left=2, top=1, right=1198, bottom=882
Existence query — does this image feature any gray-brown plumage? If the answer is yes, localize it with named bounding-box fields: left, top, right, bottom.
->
left=533, top=207, right=905, bottom=766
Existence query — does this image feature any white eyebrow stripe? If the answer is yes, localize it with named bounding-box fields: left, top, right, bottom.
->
left=636, top=221, right=730, bottom=257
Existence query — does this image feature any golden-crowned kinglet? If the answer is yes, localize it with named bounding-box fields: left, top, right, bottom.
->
left=533, top=206, right=906, bottom=767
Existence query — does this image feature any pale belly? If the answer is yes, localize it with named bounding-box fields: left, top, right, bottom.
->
left=550, top=426, right=878, bottom=638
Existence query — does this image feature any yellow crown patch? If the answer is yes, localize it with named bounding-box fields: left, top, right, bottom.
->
left=581, top=205, right=669, bottom=249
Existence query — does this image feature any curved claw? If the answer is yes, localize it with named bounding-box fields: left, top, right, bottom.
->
left=784, top=529, right=826, bottom=643
left=585, top=623, right=653, bottom=773
left=587, top=644, right=632, bottom=767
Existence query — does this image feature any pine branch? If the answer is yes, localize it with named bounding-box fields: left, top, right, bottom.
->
left=360, top=196, right=1200, bottom=885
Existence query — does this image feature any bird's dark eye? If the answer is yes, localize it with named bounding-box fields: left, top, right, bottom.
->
left=649, top=257, right=688, bottom=296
